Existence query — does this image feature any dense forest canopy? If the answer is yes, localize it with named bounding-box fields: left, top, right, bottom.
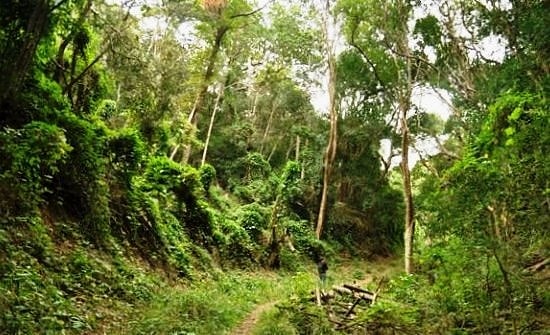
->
left=0, top=0, right=548, bottom=333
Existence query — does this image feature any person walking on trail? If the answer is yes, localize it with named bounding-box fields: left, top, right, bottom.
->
left=317, top=256, right=328, bottom=289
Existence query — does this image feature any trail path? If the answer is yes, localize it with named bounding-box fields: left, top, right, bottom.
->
left=230, top=301, right=277, bottom=335
left=229, top=258, right=399, bottom=334
left=229, top=274, right=374, bottom=334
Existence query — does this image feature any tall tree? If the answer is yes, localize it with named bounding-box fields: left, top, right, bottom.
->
left=176, top=0, right=268, bottom=164
left=315, top=0, right=339, bottom=240
left=337, top=0, right=432, bottom=272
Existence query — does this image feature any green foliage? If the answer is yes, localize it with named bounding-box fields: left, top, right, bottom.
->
left=236, top=203, right=269, bottom=243
left=327, top=183, right=404, bottom=257
left=127, top=272, right=280, bottom=335
left=52, top=112, right=111, bottom=240
left=0, top=122, right=72, bottom=216
left=414, top=90, right=550, bottom=333
left=107, top=128, right=146, bottom=181
left=284, top=219, right=322, bottom=259
left=279, top=160, right=302, bottom=201
left=215, top=214, right=257, bottom=266
left=267, top=3, right=323, bottom=67
left=355, top=300, right=421, bottom=334
left=199, top=163, right=217, bottom=192
left=0, top=215, right=159, bottom=334
left=133, top=157, right=217, bottom=273
left=413, top=15, right=442, bottom=47
left=240, top=152, right=272, bottom=182
left=253, top=308, right=298, bottom=335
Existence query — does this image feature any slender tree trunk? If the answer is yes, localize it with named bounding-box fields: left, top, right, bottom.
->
left=315, top=0, right=338, bottom=240
left=182, top=25, right=228, bottom=164
left=260, top=101, right=277, bottom=155
left=400, top=34, right=415, bottom=275
left=401, top=102, right=415, bottom=274
left=201, top=77, right=228, bottom=166
left=268, top=194, right=283, bottom=268
left=295, top=135, right=301, bottom=161
left=251, top=90, right=259, bottom=117
left=267, top=141, right=279, bottom=162
left=301, top=139, right=308, bottom=180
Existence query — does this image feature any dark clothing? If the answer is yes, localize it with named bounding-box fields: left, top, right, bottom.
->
left=317, top=259, right=328, bottom=281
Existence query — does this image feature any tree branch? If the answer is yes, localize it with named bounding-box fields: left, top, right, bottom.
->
left=49, top=0, right=71, bottom=14
left=63, top=45, right=110, bottom=94
left=230, top=0, right=274, bottom=19
left=349, top=20, right=387, bottom=92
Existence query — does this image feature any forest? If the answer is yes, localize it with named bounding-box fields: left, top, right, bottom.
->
left=0, top=0, right=548, bottom=334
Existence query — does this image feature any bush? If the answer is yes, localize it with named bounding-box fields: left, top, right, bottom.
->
left=199, top=163, right=216, bottom=192
left=235, top=203, right=269, bottom=243
left=215, top=215, right=257, bottom=266
left=130, top=157, right=217, bottom=273
left=107, top=128, right=146, bottom=182
left=0, top=122, right=72, bottom=216
left=52, top=112, right=111, bottom=240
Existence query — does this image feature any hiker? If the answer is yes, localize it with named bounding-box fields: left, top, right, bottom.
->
left=317, top=256, right=328, bottom=287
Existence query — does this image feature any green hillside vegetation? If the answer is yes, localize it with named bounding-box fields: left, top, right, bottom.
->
left=0, top=0, right=548, bottom=334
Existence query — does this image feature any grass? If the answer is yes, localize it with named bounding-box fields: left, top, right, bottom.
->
left=0, top=211, right=403, bottom=335
left=103, top=269, right=318, bottom=335
left=251, top=256, right=404, bottom=335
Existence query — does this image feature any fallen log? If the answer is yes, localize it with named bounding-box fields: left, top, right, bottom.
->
left=344, top=298, right=362, bottom=319
left=343, top=284, right=374, bottom=295
left=333, top=285, right=353, bottom=296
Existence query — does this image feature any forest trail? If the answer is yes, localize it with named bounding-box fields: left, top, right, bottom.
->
left=228, top=260, right=389, bottom=335
left=230, top=301, right=277, bottom=335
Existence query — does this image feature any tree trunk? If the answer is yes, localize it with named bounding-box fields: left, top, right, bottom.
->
left=301, top=139, right=308, bottom=180
left=268, top=194, right=283, bottom=269
left=315, top=1, right=338, bottom=240
left=390, top=0, right=416, bottom=274
left=295, top=135, right=301, bottom=161
left=182, top=25, right=228, bottom=164
left=402, top=110, right=415, bottom=274
left=400, top=52, right=415, bottom=275
left=260, top=101, right=277, bottom=156
left=0, top=0, right=50, bottom=105
left=201, top=76, right=228, bottom=166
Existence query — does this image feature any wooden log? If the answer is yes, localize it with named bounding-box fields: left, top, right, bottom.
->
left=343, top=284, right=374, bottom=295
left=333, top=285, right=353, bottom=296
left=344, top=298, right=362, bottom=318
left=343, top=284, right=375, bottom=301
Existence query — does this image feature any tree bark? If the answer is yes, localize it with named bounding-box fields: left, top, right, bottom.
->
left=316, top=0, right=338, bottom=240
left=268, top=194, right=283, bottom=268
left=260, top=101, right=277, bottom=156
left=0, top=0, right=50, bottom=105
left=201, top=76, right=228, bottom=166
left=401, top=103, right=415, bottom=274
left=400, top=45, right=415, bottom=275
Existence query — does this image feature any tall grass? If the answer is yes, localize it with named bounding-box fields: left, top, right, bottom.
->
left=116, top=270, right=317, bottom=334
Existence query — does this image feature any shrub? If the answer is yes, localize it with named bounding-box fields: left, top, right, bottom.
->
left=216, top=216, right=257, bottom=266
left=51, top=112, right=111, bottom=240
left=199, top=163, right=216, bottom=192
left=107, top=129, right=146, bottom=182
left=0, top=122, right=72, bottom=216
left=235, top=203, right=269, bottom=243
left=239, top=152, right=272, bottom=182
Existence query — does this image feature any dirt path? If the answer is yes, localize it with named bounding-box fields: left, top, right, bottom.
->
left=229, top=277, right=373, bottom=335
left=230, top=301, right=277, bottom=335
left=229, top=259, right=398, bottom=335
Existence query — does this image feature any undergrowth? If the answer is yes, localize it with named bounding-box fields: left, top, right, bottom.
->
left=112, top=271, right=317, bottom=334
